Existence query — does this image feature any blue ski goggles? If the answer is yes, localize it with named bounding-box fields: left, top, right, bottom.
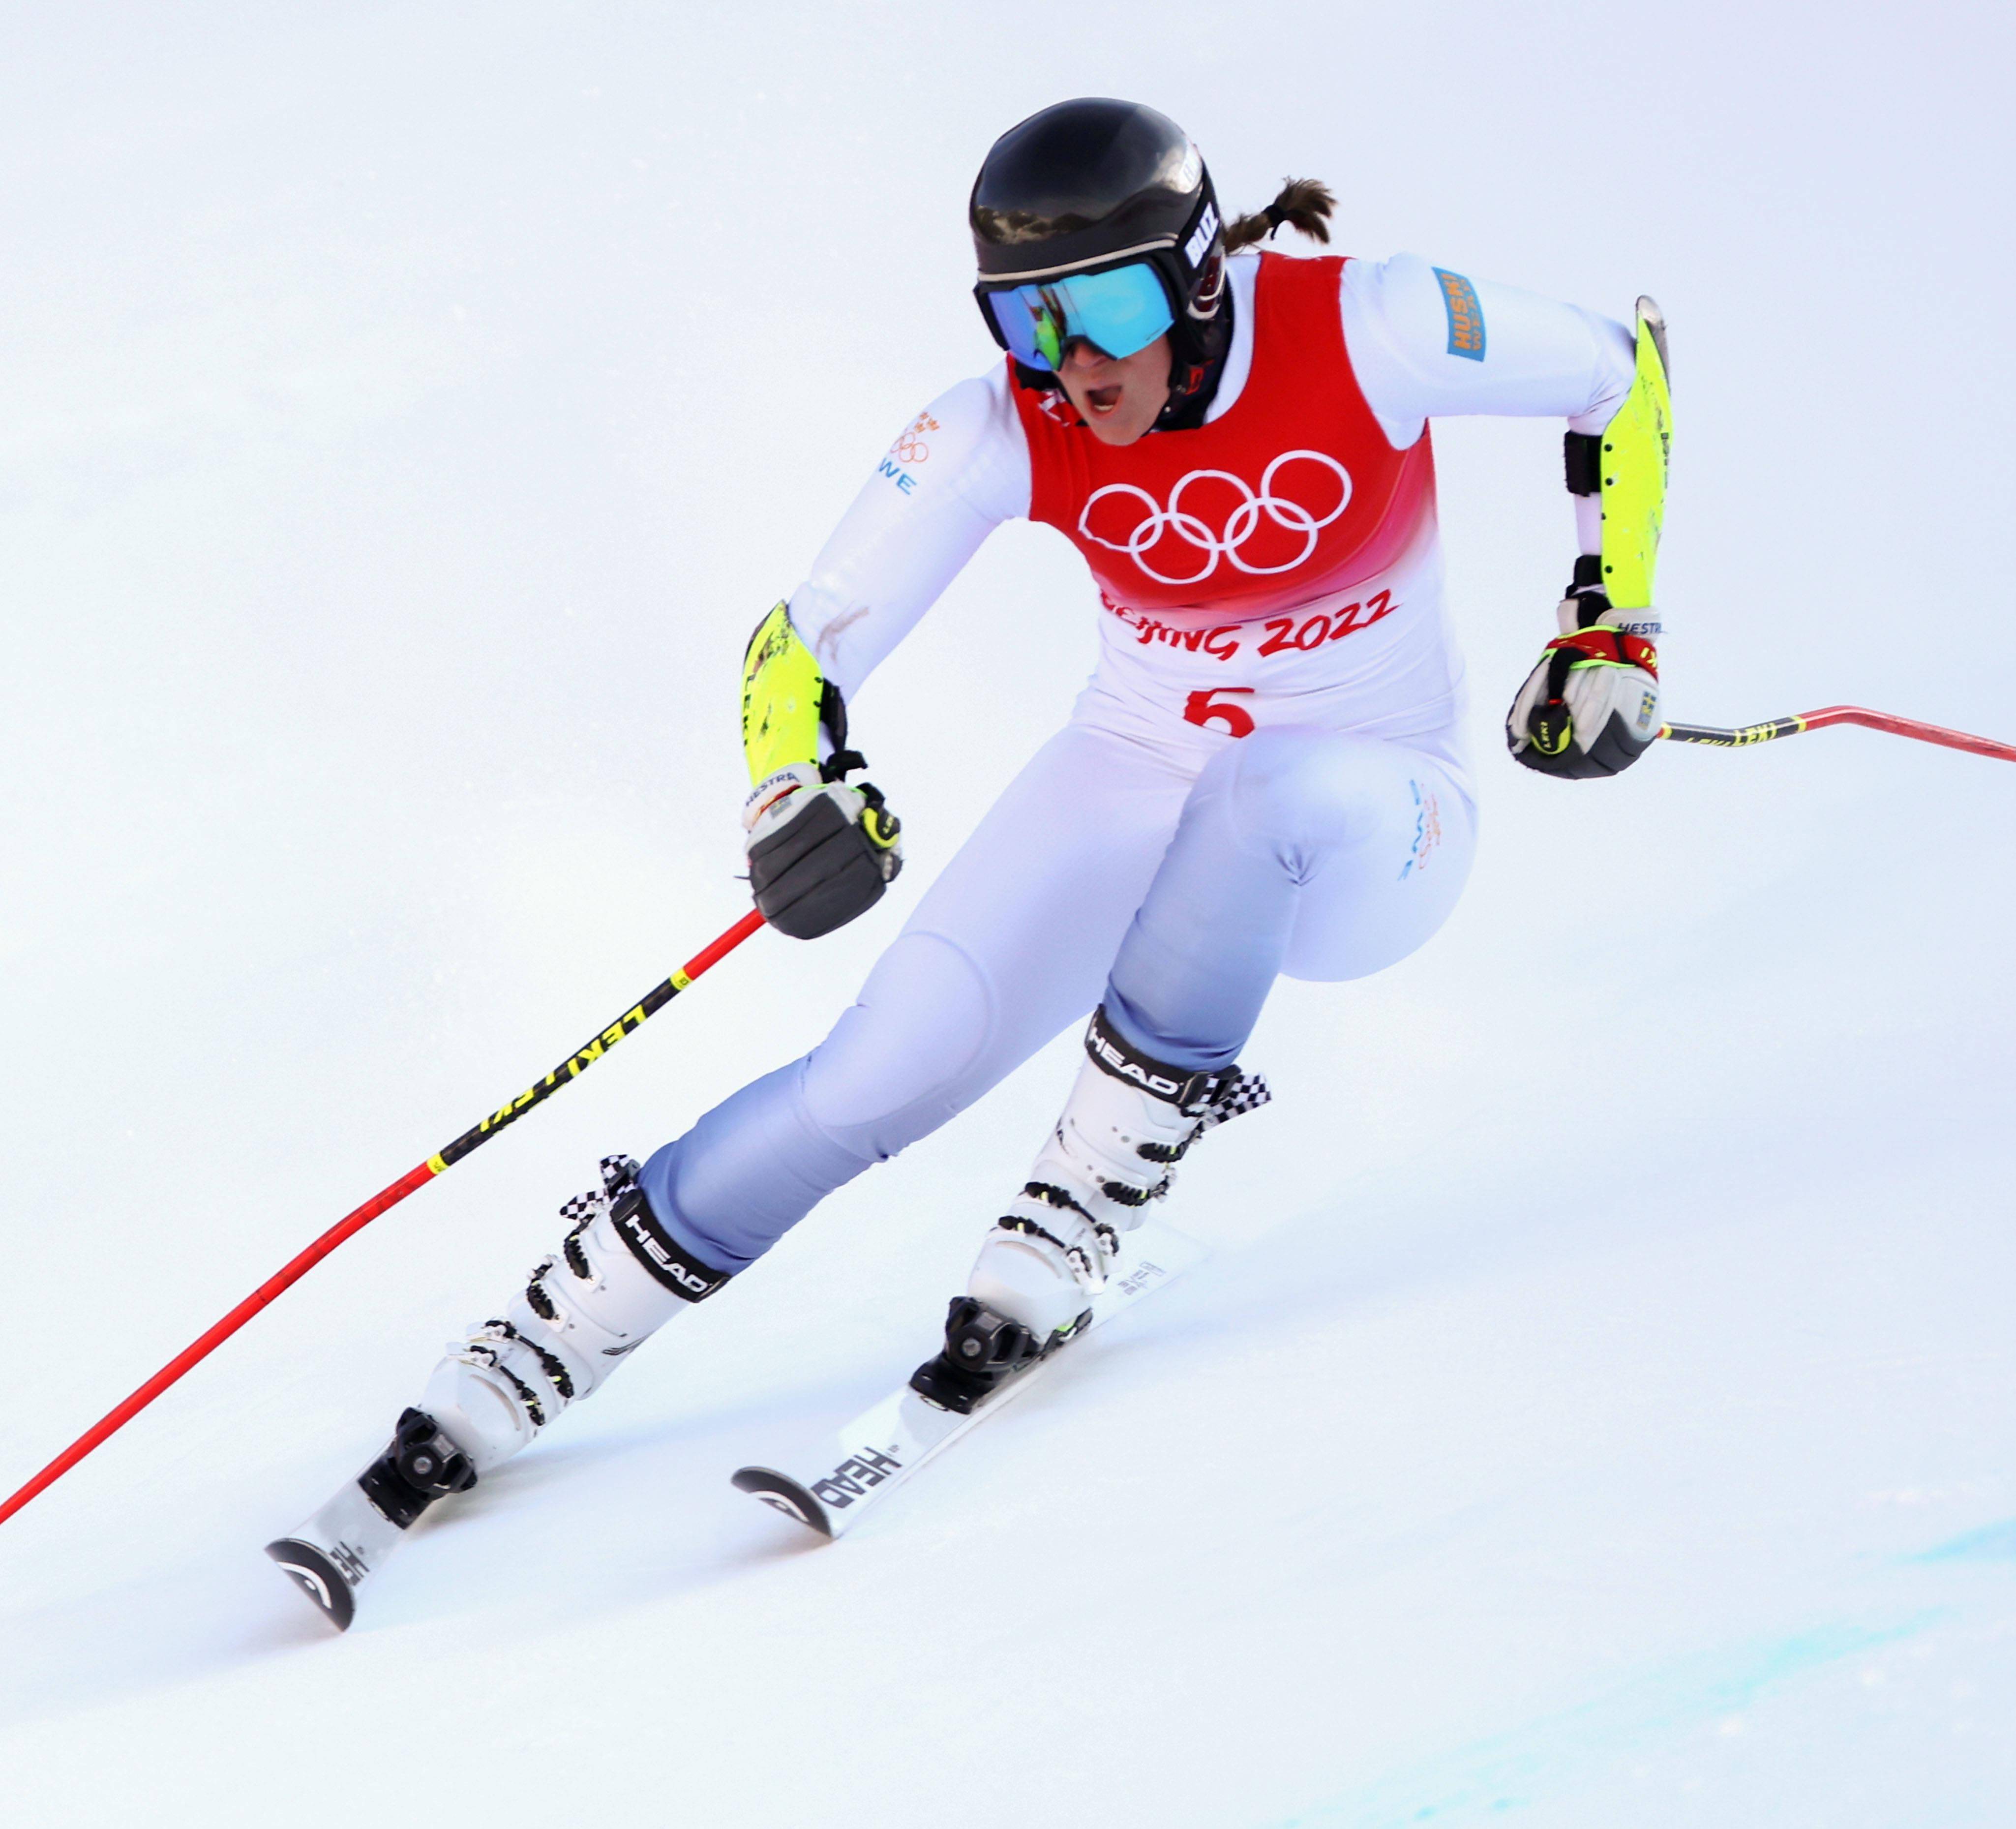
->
left=976, top=261, right=1176, bottom=370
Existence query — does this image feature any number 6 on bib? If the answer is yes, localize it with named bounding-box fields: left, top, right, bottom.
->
left=1184, top=686, right=1257, bottom=737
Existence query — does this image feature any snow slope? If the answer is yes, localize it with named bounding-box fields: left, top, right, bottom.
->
left=4, top=5, right=2012, bottom=1824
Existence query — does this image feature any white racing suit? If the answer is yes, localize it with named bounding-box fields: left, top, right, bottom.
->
left=637, top=249, right=1636, bottom=1271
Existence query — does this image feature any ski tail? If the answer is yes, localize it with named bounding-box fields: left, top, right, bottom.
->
left=732, top=1220, right=1207, bottom=1540
left=264, top=1536, right=358, bottom=1631
left=730, top=1468, right=835, bottom=1537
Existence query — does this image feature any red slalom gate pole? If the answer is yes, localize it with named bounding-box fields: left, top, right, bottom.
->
left=0, top=905, right=768, bottom=1529
left=1659, top=705, right=2016, bottom=764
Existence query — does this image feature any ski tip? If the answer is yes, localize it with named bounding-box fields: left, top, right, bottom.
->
left=731, top=1467, right=834, bottom=1539
left=264, top=1537, right=357, bottom=1632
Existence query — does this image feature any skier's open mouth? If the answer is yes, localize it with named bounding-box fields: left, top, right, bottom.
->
left=1085, top=384, right=1122, bottom=415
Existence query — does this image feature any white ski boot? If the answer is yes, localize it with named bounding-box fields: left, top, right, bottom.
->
left=418, top=1154, right=730, bottom=1474
left=267, top=1155, right=732, bottom=1629
left=911, top=1008, right=1268, bottom=1413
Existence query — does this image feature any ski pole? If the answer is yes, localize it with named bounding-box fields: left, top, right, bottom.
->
left=1658, top=705, right=2016, bottom=765
left=0, top=905, right=768, bottom=1530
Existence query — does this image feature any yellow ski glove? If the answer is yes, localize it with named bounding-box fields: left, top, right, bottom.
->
left=739, top=604, right=902, bottom=938
left=1508, top=298, right=1672, bottom=780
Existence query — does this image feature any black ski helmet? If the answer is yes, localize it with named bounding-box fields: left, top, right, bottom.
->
left=970, top=98, right=1228, bottom=400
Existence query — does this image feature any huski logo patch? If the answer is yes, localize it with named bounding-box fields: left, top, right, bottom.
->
left=1434, top=268, right=1486, bottom=360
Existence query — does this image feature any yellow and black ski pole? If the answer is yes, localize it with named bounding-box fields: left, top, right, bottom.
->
left=1659, top=703, right=2016, bottom=764
left=0, top=905, right=768, bottom=1529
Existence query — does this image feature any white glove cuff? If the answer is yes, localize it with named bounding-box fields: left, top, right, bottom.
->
left=1556, top=596, right=1665, bottom=643
left=1598, top=603, right=1664, bottom=641
left=742, top=762, right=824, bottom=831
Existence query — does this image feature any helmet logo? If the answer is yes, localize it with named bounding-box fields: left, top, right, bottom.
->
left=1184, top=203, right=1219, bottom=270
left=1079, top=452, right=1353, bottom=587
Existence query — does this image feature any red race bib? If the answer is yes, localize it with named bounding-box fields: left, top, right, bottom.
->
left=1013, top=252, right=1437, bottom=623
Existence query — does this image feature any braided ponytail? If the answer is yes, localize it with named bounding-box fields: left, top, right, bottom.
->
left=1223, top=178, right=1336, bottom=253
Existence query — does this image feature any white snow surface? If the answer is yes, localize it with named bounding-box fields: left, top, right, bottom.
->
left=4, top=6, right=2013, bottom=1825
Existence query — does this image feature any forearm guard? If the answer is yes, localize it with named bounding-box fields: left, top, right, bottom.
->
left=740, top=602, right=849, bottom=786
left=1565, top=297, right=1673, bottom=614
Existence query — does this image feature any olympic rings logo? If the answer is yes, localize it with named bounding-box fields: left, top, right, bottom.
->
left=890, top=411, right=939, bottom=465
left=1079, top=451, right=1353, bottom=586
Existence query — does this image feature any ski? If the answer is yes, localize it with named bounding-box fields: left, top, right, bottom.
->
left=265, top=1481, right=402, bottom=1632
left=269, top=1225, right=1206, bottom=1627
left=266, top=1407, right=475, bottom=1631
left=731, top=1218, right=1206, bottom=1538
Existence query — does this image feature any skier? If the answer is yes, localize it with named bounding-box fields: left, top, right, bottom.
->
left=271, top=96, right=1669, bottom=1624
